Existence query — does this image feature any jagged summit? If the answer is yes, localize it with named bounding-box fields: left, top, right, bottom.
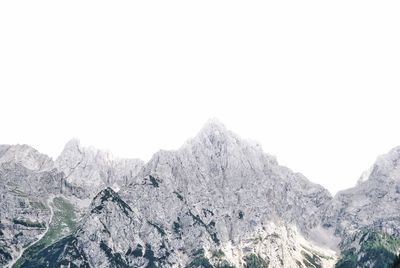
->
left=54, top=138, right=144, bottom=198
left=61, top=138, right=82, bottom=152
left=190, top=118, right=233, bottom=148
left=92, top=186, right=117, bottom=200
left=4, top=120, right=400, bottom=267
left=0, top=143, right=53, bottom=171
left=356, top=146, right=400, bottom=185
left=183, top=118, right=266, bottom=160
left=89, top=187, right=135, bottom=217
left=56, top=138, right=102, bottom=164
left=57, top=138, right=144, bottom=164
left=198, top=118, right=229, bottom=135
left=369, top=146, right=400, bottom=181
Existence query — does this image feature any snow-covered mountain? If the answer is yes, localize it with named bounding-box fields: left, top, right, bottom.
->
left=1, top=119, right=400, bottom=267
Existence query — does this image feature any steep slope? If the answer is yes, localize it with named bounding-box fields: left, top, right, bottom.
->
left=0, top=145, right=61, bottom=266
left=0, top=161, right=60, bottom=266
left=9, top=120, right=400, bottom=267
left=322, top=147, right=400, bottom=267
left=15, top=120, right=337, bottom=267
left=55, top=139, right=144, bottom=198
left=0, top=144, right=53, bottom=171
left=123, top=120, right=332, bottom=234
left=19, top=187, right=144, bottom=268
left=115, top=120, right=337, bottom=267
left=0, top=141, right=144, bottom=267
left=22, top=187, right=337, bottom=268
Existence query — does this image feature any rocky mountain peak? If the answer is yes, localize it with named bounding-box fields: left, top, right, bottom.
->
left=198, top=118, right=229, bottom=137
left=0, top=143, right=53, bottom=171
left=62, top=138, right=82, bottom=153
left=356, top=146, right=400, bottom=186
left=184, top=119, right=268, bottom=165
left=89, top=187, right=134, bottom=217
left=55, top=139, right=84, bottom=169
left=56, top=138, right=96, bottom=163
left=54, top=139, right=144, bottom=199
left=190, top=119, right=233, bottom=152
left=4, top=120, right=400, bottom=267
left=369, top=146, right=400, bottom=181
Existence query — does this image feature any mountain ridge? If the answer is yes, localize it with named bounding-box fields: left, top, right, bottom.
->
left=1, top=119, right=400, bottom=267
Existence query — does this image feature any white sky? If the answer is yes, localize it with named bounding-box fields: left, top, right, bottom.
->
left=1, top=1, right=399, bottom=195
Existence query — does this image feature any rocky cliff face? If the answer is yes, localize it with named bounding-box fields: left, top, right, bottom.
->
left=322, top=146, right=400, bottom=267
left=55, top=138, right=144, bottom=198
left=0, top=144, right=53, bottom=172
left=123, top=120, right=331, bottom=233
left=116, top=120, right=335, bottom=267
left=0, top=141, right=143, bottom=267
left=2, top=120, right=400, bottom=267
left=20, top=186, right=337, bottom=268
left=0, top=145, right=62, bottom=267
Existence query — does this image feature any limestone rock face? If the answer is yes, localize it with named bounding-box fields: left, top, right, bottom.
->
left=322, top=147, right=400, bottom=267
left=20, top=188, right=144, bottom=268
left=116, top=120, right=335, bottom=266
left=323, top=146, right=400, bottom=238
left=55, top=139, right=144, bottom=198
left=0, top=141, right=143, bottom=267
left=0, top=161, right=60, bottom=267
left=3, top=120, right=400, bottom=267
left=17, top=121, right=335, bottom=267
left=0, top=144, right=53, bottom=171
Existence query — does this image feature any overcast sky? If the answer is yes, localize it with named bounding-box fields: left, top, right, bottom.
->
left=1, top=1, right=399, bottom=194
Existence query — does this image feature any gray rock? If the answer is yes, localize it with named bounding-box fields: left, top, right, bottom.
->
left=3, top=119, right=400, bottom=267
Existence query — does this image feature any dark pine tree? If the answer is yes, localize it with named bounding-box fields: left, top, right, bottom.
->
left=392, top=254, right=400, bottom=268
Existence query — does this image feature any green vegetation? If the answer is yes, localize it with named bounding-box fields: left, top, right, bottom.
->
left=143, top=243, right=171, bottom=268
left=301, top=246, right=334, bottom=262
left=19, top=236, right=90, bottom=268
left=129, top=242, right=170, bottom=267
left=143, top=244, right=158, bottom=268
left=92, top=187, right=133, bottom=217
left=40, top=197, right=78, bottom=246
left=0, top=245, right=12, bottom=264
left=211, top=250, right=235, bottom=268
left=13, top=197, right=78, bottom=268
left=335, top=249, right=357, bottom=268
left=391, top=254, right=400, bottom=268
left=202, top=208, right=215, bottom=217
left=147, top=221, right=166, bottom=236
left=173, top=191, right=184, bottom=201
left=126, top=244, right=143, bottom=257
left=173, top=218, right=182, bottom=238
left=13, top=219, right=45, bottom=229
left=238, top=211, right=244, bottom=220
left=243, top=254, right=269, bottom=268
left=336, top=230, right=400, bottom=268
left=215, top=260, right=235, bottom=268
left=188, top=210, right=220, bottom=245
left=360, top=231, right=400, bottom=254
left=212, top=250, right=225, bottom=258
left=187, top=249, right=213, bottom=268
left=301, top=250, right=322, bottom=268
left=100, top=241, right=130, bottom=267
left=187, top=255, right=214, bottom=268
left=149, top=175, right=160, bottom=187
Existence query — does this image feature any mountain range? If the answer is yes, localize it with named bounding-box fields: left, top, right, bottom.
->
left=1, top=119, right=400, bottom=267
